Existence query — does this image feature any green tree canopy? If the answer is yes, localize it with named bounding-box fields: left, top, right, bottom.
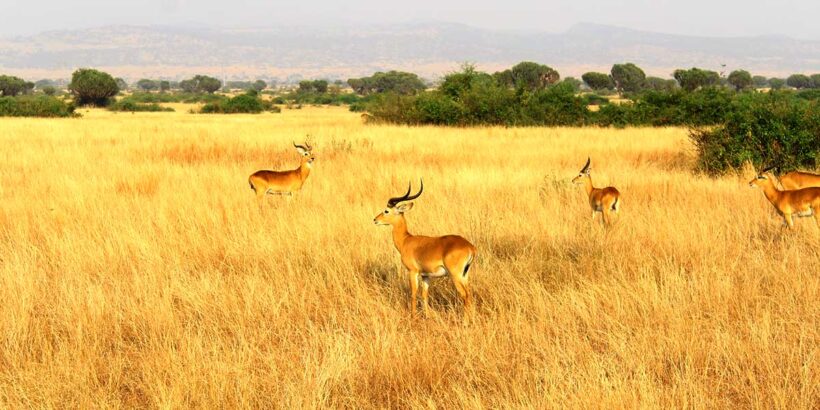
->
left=252, top=80, right=267, bottom=91
left=136, top=79, right=159, bottom=92
left=673, top=67, right=720, bottom=91
left=811, top=74, right=820, bottom=89
left=581, top=72, right=614, bottom=90
left=610, top=63, right=646, bottom=93
left=0, top=75, right=29, bottom=96
left=644, top=77, right=678, bottom=92
left=768, top=78, right=786, bottom=90
left=68, top=68, right=119, bottom=106
left=494, top=61, right=560, bottom=91
left=786, top=74, right=812, bottom=89
left=751, top=75, right=768, bottom=88
left=347, top=71, right=426, bottom=95
left=727, top=70, right=753, bottom=91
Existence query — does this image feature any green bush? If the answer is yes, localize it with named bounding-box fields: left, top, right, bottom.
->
left=69, top=68, right=119, bottom=106
left=690, top=92, right=820, bottom=175
left=200, top=92, right=277, bottom=114
left=0, top=95, right=76, bottom=117
left=108, top=98, right=174, bottom=112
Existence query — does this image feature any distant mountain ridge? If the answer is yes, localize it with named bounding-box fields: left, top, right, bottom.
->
left=0, top=22, right=817, bottom=80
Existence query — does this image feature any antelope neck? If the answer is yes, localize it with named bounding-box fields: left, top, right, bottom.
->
left=583, top=174, right=595, bottom=195
left=391, top=216, right=412, bottom=250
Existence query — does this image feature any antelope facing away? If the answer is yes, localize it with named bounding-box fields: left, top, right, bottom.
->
left=572, top=157, right=621, bottom=225
left=749, top=165, right=820, bottom=229
left=779, top=169, right=820, bottom=190
left=373, top=180, right=477, bottom=317
left=248, top=142, right=315, bottom=208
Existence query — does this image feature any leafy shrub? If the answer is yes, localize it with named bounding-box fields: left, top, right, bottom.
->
left=200, top=92, right=277, bottom=114
left=108, top=98, right=174, bottom=112
left=0, top=95, right=76, bottom=117
left=69, top=68, right=119, bottom=106
left=691, top=92, right=820, bottom=175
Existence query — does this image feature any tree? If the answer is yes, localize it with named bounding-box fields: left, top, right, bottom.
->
left=115, top=78, right=128, bottom=91
left=495, top=61, right=560, bottom=91
left=727, top=70, right=753, bottom=91
left=35, top=79, right=55, bottom=89
left=610, top=63, right=646, bottom=93
left=0, top=75, right=28, bottom=96
left=179, top=75, right=222, bottom=93
left=561, top=77, right=582, bottom=92
left=811, top=74, right=820, bottom=89
left=180, top=79, right=197, bottom=93
left=673, top=67, right=720, bottom=91
left=769, top=78, right=786, bottom=90
left=136, top=79, right=158, bottom=92
left=252, top=80, right=267, bottom=92
left=313, top=80, right=328, bottom=93
left=347, top=71, right=426, bottom=95
left=644, top=76, right=678, bottom=92
left=160, top=81, right=170, bottom=92
left=42, top=85, right=57, bottom=96
left=68, top=68, right=119, bottom=106
left=752, top=75, right=768, bottom=88
left=786, top=74, right=812, bottom=89
left=581, top=72, right=614, bottom=91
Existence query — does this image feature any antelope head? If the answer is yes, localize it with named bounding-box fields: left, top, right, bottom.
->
left=749, top=165, right=776, bottom=188
left=374, top=180, right=423, bottom=226
left=572, top=157, right=591, bottom=184
left=294, top=141, right=315, bottom=165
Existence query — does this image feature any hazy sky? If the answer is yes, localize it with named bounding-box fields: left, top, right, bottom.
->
left=1, top=0, right=819, bottom=40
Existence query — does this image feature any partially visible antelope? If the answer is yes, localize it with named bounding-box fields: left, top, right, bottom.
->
left=373, top=180, right=477, bottom=317
left=749, top=165, right=820, bottom=229
left=778, top=169, right=820, bottom=190
left=248, top=142, right=315, bottom=208
left=572, top=157, right=621, bottom=225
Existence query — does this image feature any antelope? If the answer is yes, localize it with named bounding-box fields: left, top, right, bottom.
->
left=248, top=142, right=315, bottom=208
left=572, top=157, right=621, bottom=225
left=373, top=180, right=477, bottom=317
left=749, top=165, right=820, bottom=229
left=778, top=169, right=820, bottom=190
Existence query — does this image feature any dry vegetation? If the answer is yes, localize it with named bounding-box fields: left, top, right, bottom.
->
left=0, top=106, right=818, bottom=408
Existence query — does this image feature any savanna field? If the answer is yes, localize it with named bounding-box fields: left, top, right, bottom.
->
left=0, top=106, right=818, bottom=408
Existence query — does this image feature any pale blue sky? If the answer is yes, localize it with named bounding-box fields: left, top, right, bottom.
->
left=1, top=0, right=819, bottom=40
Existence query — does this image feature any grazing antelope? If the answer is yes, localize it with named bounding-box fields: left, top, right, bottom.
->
left=373, top=180, right=477, bottom=317
left=572, top=157, right=621, bottom=225
left=778, top=169, right=820, bottom=190
left=749, top=165, right=820, bottom=229
left=248, top=142, right=315, bottom=208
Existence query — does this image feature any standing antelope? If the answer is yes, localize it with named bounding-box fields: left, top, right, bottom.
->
left=248, top=142, right=315, bottom=208
left=572, top=157, right=621, bottom=225
left=749, top=165, right=820, bottom=229
left=778, top=169, right=820, bottom=190
left=373, top=180, right=477, bottom=317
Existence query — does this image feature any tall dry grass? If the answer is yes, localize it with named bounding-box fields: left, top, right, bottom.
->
left=0, top=106, right=818, bottom=408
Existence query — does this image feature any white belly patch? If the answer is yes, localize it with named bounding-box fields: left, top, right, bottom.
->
left=423, top=266, right=448, bottom=278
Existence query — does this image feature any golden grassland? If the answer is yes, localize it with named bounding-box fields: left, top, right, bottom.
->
left=0, top=106, right=818, bottom=408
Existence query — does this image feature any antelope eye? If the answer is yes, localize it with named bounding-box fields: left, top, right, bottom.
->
left=384, top=210, right=389, bottom=214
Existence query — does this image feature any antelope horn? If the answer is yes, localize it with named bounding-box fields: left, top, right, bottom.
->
left=387, top=183, right=413, bottom=208
left=760, top=165, right=776, bottom=174
left=580, top=157, right=591, bottom=173
left=293, top=141, right=309, bottom=151
left=405, top=179, right=424, bottom=202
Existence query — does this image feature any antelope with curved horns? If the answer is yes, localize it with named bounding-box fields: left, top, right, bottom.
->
left=248, top=141, right=315, bottom=208
left=572, top=157, right=621, bottom=225
left=777, top=168, right=820, bottom=191
left=749, top=165, right=820, bottom=229
left=373, top=180, right=477, bottom=317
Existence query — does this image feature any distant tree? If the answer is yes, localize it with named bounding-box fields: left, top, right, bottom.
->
left=115, top=77, right=128, bottom=91
left=298, top=80, right=315, bottom=93
left=768, top=78, right=786, bottom=90
left=673, top=67, right=720, bottom=91
left=644, top=76, right=678, bottom=92
left=811, top=74, right=820, bottom=89
left=180, top=75, right=222, bottom=93
left=34, top=79, right=55, bottom=89
left=347, top=71, right=426, bottom=95
left=159, top=80, right=170, bottom=92
left=42, top=85, right=57, bottom=96
left=610, top=63, right=646, bottom=93
left=786, top=74, right=812, bottom=89
left=23, top=81, right=35, bottom=95
left=751, top=75, right=768, bottom=88
left=495, top=61, right=560, bottom=91
left=313, top=80, right=328, bottom=93
left=581, top=72, right=614, bottom=91
left=68, top=68, right=119, bottom=106
left=727, top=70, right=753, bottom=91
left=252, top=80, right=267, bottom=91
left=0, top=75, right=28, bottom=96
left=136, top=79, right=159, bottom=92
left=561, top=76, right=582, bottom=92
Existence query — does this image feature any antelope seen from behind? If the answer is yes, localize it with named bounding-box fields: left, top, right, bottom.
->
left=374, top=180, right=477, bottom=317
left=778, top=169, right=820, bottom=191
left=572, top=157, right=621, bottom=225
left=249, top=142, right=315, bottom=208
left=749, top=165, right=820, bottom=229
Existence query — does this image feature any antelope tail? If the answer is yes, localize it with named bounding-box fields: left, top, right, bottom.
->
left=463, top=253, right=474, bottom=278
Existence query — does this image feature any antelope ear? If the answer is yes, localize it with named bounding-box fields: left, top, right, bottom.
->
left=295, top=146, right=307, bottom=155
left=396, top=202, right=414, bottom=213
